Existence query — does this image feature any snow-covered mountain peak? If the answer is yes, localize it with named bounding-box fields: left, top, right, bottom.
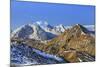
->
left=54, top=24, right=66, bottom=32
left=11, top=20, right=95, bottom=41
left=11, top=24, right=33, bottom=39
left=11, top=23, right=49, bottom=40
left=36, top=21, right=54, bottom=30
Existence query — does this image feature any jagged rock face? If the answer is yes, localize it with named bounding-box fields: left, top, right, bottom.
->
left=44, top=24, right=95, bottom=62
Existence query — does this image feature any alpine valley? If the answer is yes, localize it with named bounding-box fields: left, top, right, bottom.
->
left=11, top=22, right=95, bottom=66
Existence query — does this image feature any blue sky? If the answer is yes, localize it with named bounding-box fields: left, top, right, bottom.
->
left=11, top=0, right=95, bottom=30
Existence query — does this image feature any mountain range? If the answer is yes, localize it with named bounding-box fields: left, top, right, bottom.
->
left=11, top=22, right=94, bottom=40
left=11, top=22, right=95, bottom=65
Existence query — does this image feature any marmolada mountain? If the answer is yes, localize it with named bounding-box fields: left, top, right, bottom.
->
left=10, top=22, right=95, bottom=66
